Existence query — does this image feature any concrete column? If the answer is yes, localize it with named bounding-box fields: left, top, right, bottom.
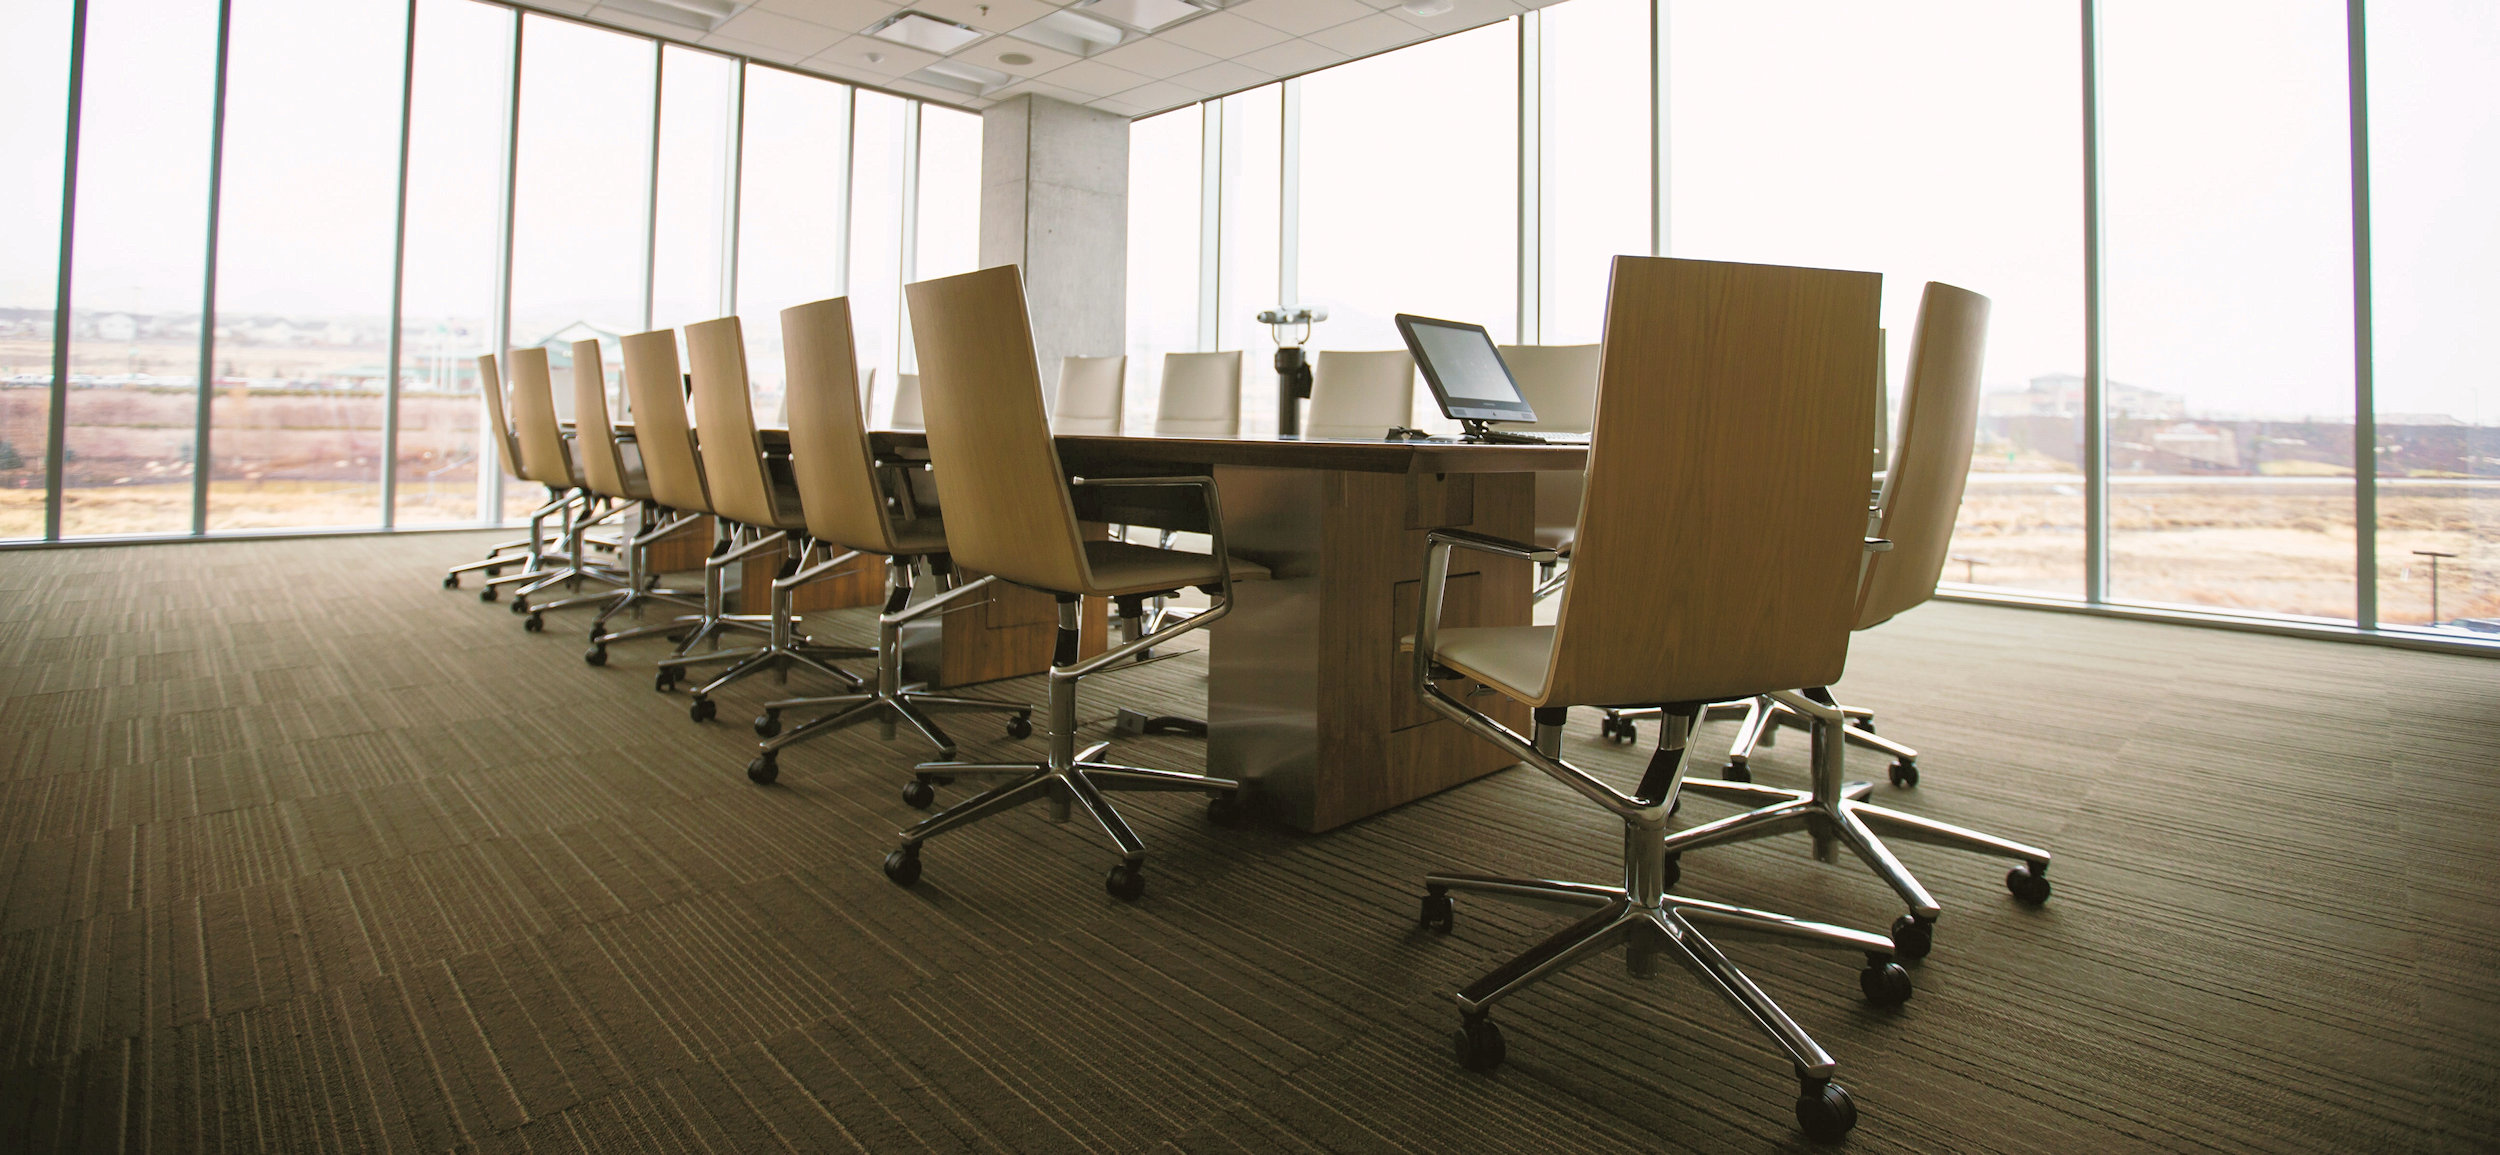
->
left=980, top=95, right=1127, bottom=404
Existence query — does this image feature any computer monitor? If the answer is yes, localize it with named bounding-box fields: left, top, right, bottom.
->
left=1394, top=314, right=1538, bottom=426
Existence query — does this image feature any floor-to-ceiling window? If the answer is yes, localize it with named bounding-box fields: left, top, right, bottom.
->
left=1667, top=0, right=2085, bottom=598
left=899, top=104, right=980, bottom=425
left=59, top=0, right=223, bottom=537
left=1539, top=0, right=1650, bottom=346
left=394, top=0, right=512, bottom=527
left=1215, top=84, right=1282, bottom=438
left=649, top=45, right=738, bottom=338
left=2365, top=0, right=2499, bottom=633
left=2101, top=0, right=2357, bottom=621
left=846, top=91, right=909, bottom=420
left=734, top=65, right=850, bottom=412
left=1125, top=107, right=1202, bottom=435
left=0, top=0, right=76, bottom=539
left=206, top=0, right=407, bottom=531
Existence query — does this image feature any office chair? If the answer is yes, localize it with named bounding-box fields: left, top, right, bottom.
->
left=517, top=339, right=703, bottom=643
left=888, top=264, right=1244, bottom=900
left=584, top=329, right=776, bottom=666
left=742, top=297, right=1033, bottom=784
left=882, top=370, right=924, bottom=431
left=1411, top=257, right=1911, bottom=1143
left=441, top=353, right=572, bottom=595
left=651, top=316, right=872, bottom=721
left=1498, top=342, right=1599, bottom=600
left=1153, top=351, right=1243, bottom=438
left=1302, top=349, right=1415, bottom=440
left=1052, top=354, right=1126, bottom=435
left=1657, top=282, right=2052, bottom=963
left=493, top=348, right=631, bottom=616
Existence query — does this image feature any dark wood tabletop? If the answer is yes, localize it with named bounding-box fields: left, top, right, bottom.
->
left=867, top=430, right=1586, bottom=474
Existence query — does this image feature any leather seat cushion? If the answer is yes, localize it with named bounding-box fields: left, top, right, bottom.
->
left=1431, top=625, right=1557, bottom=701
left=1082, top=540, right=1225, bottom=597
left=886, top=518, right=949, bottom=558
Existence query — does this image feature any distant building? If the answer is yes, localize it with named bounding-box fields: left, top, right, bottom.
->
left=1982, top=373, right=2186, bottom=420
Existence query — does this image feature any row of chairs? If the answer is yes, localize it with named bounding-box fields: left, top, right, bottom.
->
left=440, top=258, right=2048, bottom=1144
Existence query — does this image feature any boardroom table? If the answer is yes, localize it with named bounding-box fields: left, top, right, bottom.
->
left=872, top=431, right=1588, bottom=834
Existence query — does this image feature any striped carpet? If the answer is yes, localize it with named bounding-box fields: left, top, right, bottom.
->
left=1, top=529, right=2495, bottom=1153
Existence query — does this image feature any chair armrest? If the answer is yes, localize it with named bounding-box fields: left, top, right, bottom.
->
left=1426, top=527, right=1559, bottom=565
left=1068, top=476, right=1231, bottom=588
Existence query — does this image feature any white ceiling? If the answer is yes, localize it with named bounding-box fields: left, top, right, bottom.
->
left=516, top=0, right=1557, bottom=119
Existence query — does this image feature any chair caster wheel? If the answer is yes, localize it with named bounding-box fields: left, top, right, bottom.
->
left=1662, top=853, right=1680, bottom=891
left=1420, top=890, right=1453, bottom=933
left=1453, top=1015, right=1505, bottom=1072
left=1859, top=957, right=1913, bottom=1006
left=1857, top=718, right=1876, bottom=734
left=583, top=646, right=607, bottom=666
left=883, top=846, right=921, bottom=887
left=747, top=753, right=778, bottom=785
left=1722, top=761, right=1752, bottom=783
left=654, top=668, right=680, bottom=692
left=1795, top=1079, right=1858, bottom=1142
left=480, top=588, right=498, bottom=603
left=753, top=711, right=781, bottom=738
left=689, top=697, right=716, bottom=724
left=1005, top=714, right=1033, bottom=739
left=2008, top=862, right=2051, bottom=905
left=510, top=596, right=528, bottom=615
left=485, top=566, right=502, bottom=579
left=901, top=779, right=936, bottom=809
left=443, top=574, right=459, bottom=589
left=1204, top=792, right=1244, bottom=827
left=1891, top=914, right=1934, bottom=960
left=1889, top=759, right=1918, bottom=788
left=1105, top=861, right=1146, bottom=901
left=1600, top=715, right=1636, bottom=744
left=523, top=614, right=544, bottom=633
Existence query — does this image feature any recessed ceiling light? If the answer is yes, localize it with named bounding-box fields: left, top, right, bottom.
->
left=868, top=11, right=987, bottom=55
left=910, top=58, right=1014, bottom=96
left=602, top=0, right=733, bottom=32
left=1012, top=8, right=1129, bottom=56
left=1081, top=0, right=1205, bottom=33
left=1400, top=0, right=1454, bottom=14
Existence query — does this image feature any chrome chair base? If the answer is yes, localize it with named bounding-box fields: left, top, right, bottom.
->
left=1418, top=710, right=1898, bottom=1144
left=885, top=595, right=1239, bottom=901
left=1603, top=692, right=1920, bottom=786
left=655, top=535, right=870, bottom=722
left=746, top=561, right=1033, bottom=781
left=1662, top=690, right=2053, bottom=960
left=445, top=487, right=581, bottom=600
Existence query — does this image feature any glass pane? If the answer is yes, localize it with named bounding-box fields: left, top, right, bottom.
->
left=735, top=64, right=849, bottom=417
left=2102, top=0, right=2355, bottom=620
left=2368, top=0, right=2500, bottom=634
left=395, top=0, right=512, bottom=527
left=508, top=12, right=653, bottom=520
left=846, top=91, right=907, bottom=425
left=1216, top=85, right=1279, bottom=438
left=1542, top=0, right=1648, bottom=345
left=1298, top=23, right=1517, bottom=432
left=0, top=0, right=73, bottom=539
left=1670, top=0, right=2084, bottom=597
left=650, top=45, right=736, bottom=336
left=1126, top=107, right=1201, bottom=435
left=205, top=0, right=404, bottom=531
left=61, top=0, right=221, bottom=537
left=901, top=103, right=979, bottom=410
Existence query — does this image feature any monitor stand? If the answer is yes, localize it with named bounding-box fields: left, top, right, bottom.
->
left=1460, top=419, right=1547, bottom=445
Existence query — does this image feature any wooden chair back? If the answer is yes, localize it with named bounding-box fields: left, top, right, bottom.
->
left=504, top=346, right=576, bottom=489
left=781, top=297, right=906, bottom=554
left=1858, top=282, right=1990, bottom=629
left=620, top=330, right=710, bottom=514
left=1304, top=350, right=1414, bottom=439
left=569, top=339, right=632, bottom=499
left=1154, top=351, right=1242, bottom=437
left=1541, top=256, right=1882, bottom=707
left=683, top=316, right=790, bottom=529
left=1053, top=355, right=1126, bottom=435
left=903, top=266, right=1094, bottom=594
left=473, top=354, right=527, bottom=483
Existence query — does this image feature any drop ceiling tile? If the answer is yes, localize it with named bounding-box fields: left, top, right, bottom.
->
left=1090, top=92, right=1159, bottom=116
left=580, top=6, right=711, bottom=40
left=1386, top=0, right=1520, bottom=33
left=708, top=7, right=850, bottom=55
left=975, top=36, right=1082, bottom=76
left=885, top=77, right=988, bottom=105
left=1235, top=36, right=1347, bottom=76
left=1032, top=57, right=1151, bottom=97
left=525, top=0, right=597, bottom=15
left=1108, top=79, right=1206, bottom=114
left=1090, top=36, right=1219, bottom=79
left=1305, top=10, right=1424, bottom=55
left=915, top=0, right=1059, bottom=35
left=992, top=77, right=1095, bottom=105
left=1229, top=0, right=1372, bottom=37
left=702, top=31, right=819, bottom=64
left=750, top=0, right=899, bottom=33
left=1169, top=58, right=1266, bottom=96
left=1154, top=10, right=1292, bottom=56
left=809, top=34, right=942, bottom=76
